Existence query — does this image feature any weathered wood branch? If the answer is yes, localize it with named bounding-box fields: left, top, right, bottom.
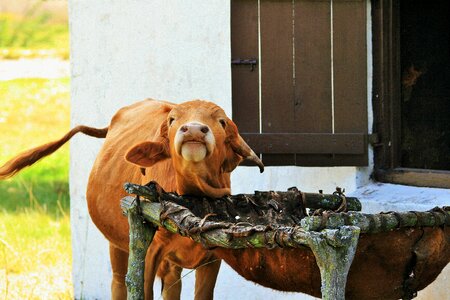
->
left=301, top=207, right=450, bottom=233
left=124, top=198, right=156, bottom=300
left=122, top=182, right=449, bottom=235
left=308, top=226, right=360, bottom=300
left=121, top=197, right=362, bottom=300
left=124, top=182, right=362, bottom=213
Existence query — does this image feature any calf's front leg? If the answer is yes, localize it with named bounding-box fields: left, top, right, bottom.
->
left=158, top=260, right=183, bottom=300
left=109, top=244, right=129, bottom=300
left=194, top=258, right=221, bottom=300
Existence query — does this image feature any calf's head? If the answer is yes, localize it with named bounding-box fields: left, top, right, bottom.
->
left=125, top=100, right=263, bottom=197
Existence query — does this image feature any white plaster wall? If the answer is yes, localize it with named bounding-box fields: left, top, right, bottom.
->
left=69, top=1, right=233, bottom=298
left=69, top=0, right=447, bottom=299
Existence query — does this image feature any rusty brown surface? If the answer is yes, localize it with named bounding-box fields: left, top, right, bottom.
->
left=214, top=227, right=449, bottom=299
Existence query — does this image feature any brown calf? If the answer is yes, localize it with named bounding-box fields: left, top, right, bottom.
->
left=0, top=99, right=263, bottom=299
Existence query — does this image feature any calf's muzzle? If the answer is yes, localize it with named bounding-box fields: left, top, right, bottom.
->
left=175, top=122, right=215, bottom=162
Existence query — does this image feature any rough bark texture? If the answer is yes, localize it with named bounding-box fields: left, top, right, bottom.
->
left=301, top=207, right=450, bottom=233
left=121, top=181, right=450, bottom=300
left=124, top=197, right=156, bottom=300
left=124, top=182, right=362, bottom=218
left=123, top=182, right=449, bottom=235
left=307, top=226, right=360, bottom=300
left=121, top=196, right=353, bottom=250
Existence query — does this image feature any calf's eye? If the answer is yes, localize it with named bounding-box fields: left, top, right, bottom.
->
left=219, top=119, right=226, bottom=128
left=169, top=117, right=175, bottom=126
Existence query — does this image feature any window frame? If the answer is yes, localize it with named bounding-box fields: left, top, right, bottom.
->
left=371, top=0, right=450, bottom=189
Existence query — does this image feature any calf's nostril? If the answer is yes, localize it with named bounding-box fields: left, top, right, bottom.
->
left=200, top=126, right=209, bottom=134
left=180, top=124, right=209, bottom=134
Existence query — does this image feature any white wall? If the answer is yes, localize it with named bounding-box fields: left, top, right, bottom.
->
left=69, top=1, right=233, bottom=298
left=69, top=1, right=447, bottom=299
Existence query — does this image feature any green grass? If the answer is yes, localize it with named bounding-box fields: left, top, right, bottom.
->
left=0, top=78, right=70, bottom=216
left=0, top=10, right=69, bottom=59
left=0, top=77, right=73, bottom=298
left=0, top=213, right=72, bottom=299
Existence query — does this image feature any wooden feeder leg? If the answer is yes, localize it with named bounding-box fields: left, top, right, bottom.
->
left=125, top=200, right=157, bottom=300
left=308, top=226, right=360, bottom=300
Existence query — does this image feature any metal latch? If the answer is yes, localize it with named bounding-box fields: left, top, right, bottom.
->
left=368, top=133, right=383, bottom=147
left=231, top=58, right=258, bottom=71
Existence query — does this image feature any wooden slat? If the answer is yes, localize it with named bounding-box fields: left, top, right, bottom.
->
left=294, top=0, right=332, bottom=133
left=371, top=0, right=400, bottom=169
left=295, top=154, right=368, bottom=167
left=231, top=0, right=260, bottom=133
left=332, top=0, right=368, bottom=165
left=390, top=0, right=402, bottom=168
left=241, top=133, right=366, bottom=154
left=375, top=168, right=450, bottom=189
left=371, top=0, right=387, bottom=169
left=293, top=0, right=336, bottom=166
left=260, top=0, right=295, bottom=164
left=333, top=0, right=367, bottom=134
left=334, top=0, right=364, bottom=2
left=260, top=0, right=295, bottom=133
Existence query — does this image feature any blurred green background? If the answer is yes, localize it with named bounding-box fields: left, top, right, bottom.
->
left=0, top=1, right=72, bottom=298
left=0, top=0, right=69, bottom=59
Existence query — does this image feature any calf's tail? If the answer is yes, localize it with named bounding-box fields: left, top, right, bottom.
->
left=0, top=125, right=108, bottom=179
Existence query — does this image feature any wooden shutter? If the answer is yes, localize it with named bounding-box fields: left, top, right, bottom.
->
left=232, top=0, right=368, bottom=166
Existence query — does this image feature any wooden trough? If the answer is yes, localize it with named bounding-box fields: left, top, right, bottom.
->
left=120, top=182, right=450, bottom=300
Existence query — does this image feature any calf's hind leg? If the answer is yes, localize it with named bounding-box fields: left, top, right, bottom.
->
left=158, top=260, right=183, bottom=300
left=144, top=244, right=184, bottom=300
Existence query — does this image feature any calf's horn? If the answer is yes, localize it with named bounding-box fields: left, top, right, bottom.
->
left=231, top=135, right=264, bottom=173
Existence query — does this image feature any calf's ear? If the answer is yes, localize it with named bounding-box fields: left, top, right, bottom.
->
left=125, top=141, right=170, bottom=167
left=125, top=117, right=171, bottom=167
left=221, top=150, right=242, bottom=173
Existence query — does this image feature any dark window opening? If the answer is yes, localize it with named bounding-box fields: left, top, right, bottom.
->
left=400, top=0, right=450, bottom=170
left=373, top=0, right=450, bottom=188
